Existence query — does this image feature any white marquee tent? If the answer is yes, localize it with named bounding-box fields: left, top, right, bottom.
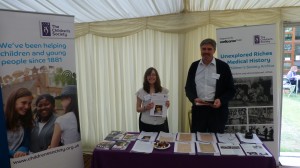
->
left=1, top=1, right=300, bottom=164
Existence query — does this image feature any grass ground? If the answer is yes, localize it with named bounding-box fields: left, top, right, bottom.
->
left=280, top=93, right=300, bottom=152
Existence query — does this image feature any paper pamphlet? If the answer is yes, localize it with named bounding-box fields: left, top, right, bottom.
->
left=131, top=140, right=153, bottom=153
left=196, top=132, right=217, bottom=143
left=218, top=143, right=245, bottom=156
left=240, top=143, right=272, bottom=157
left=150, top=93, right=168, bottom=117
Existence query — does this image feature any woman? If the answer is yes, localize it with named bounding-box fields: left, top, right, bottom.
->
left=136, top=67, right=170, bottom=132
left=5, top=88, right=33, bottom=158
left=49, top=85, right=80, bottom=148
left=30, top=94, right=57, bottom=153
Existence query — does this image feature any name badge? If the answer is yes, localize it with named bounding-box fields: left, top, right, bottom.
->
left=212, top=73, right=220, bottom=79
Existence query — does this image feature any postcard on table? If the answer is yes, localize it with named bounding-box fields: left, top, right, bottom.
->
left=104, top=131, right=126, bottom=141
left=150, top=93, right=168, bottom=117
left=96, top=141, right=116, bottom=150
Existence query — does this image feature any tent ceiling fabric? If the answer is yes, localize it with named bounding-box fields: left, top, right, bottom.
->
left=0, top=0, right=300, bottom=23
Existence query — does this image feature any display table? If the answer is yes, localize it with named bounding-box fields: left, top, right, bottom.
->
left=91, top=141, right=276, bottom=168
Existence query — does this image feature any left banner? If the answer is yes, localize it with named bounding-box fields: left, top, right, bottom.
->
left=0, top=10, right=83, bottom=168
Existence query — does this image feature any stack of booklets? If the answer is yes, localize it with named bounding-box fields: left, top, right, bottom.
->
left=96, top=141, right=116, bottom=150
left=137, top=131, right=158, bottom=142
left=111, top=141, right=131, bottom=150
left=217, top=143, right=245, bottom=156
left=174, top=141, right=195, bottom=155
left=240, top=143, right=272, bottom=157
left=176, top=133, right=196, bottom=142
left=104, top=131, right=126, bottom=141
left=156, top=131, right=176, bottom=142
left=131, top=140, right=154, bottom=153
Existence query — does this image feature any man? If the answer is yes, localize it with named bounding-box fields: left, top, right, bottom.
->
left=185, top=38, right=235, bottom=133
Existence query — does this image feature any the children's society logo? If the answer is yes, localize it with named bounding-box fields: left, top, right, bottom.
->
left=41, top=22, right=51, bottom=36
left=40, top=21, right=74, bottom=39
left=253, top=35, right=274, bottom=44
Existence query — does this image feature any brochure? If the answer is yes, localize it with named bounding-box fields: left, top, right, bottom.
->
left=104, top=131, right=126, bottom=141
left=240, top=143, right=272, bottom=157
left=111, top=141, right=131, bottom=150
left=122, top=133, right=139, bottom=141
left=96, top=141, right=116, bottom=150
left=149, top=93, right=168, bottom=117
left=218, top=143, right=245, bottom=156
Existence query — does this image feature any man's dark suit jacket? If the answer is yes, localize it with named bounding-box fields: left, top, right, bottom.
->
left=185, top=58, right=236, bottom=130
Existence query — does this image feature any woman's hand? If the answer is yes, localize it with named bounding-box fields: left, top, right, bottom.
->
left=13, top=151, right=27, bottom=158
left=166, top=100, right=170, bottom=108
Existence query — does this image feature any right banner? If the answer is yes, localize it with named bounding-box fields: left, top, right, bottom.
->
left=216, top=24, right=278, bottom=159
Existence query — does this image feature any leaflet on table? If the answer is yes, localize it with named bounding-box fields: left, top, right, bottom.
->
left=131, top=140, right=153, bottom=153
left=157, top=131, right=176, bottom=142
left=196, top=132, right=217, bottom=143
left=111, top=141, right=131, bottom=150
left=216, top=133, right=240, bottom=144
left=236, top=132, right=262, bottom=144
left=240, top=144, right=272, bottom=157
left=174, top=141, right=195, bottom=155
left=96, top=141, right=116, bottom=150
left=104, top=131, right=126, bottom=141
left=176, top=133, right=196, bottom=142
left=218, top=143, right=245, bottom=156
left=122, top=133, right=140, bottom=141
left=195, top=142, right=220, bottom=156
left=150, top=93, right=168, bottom=117
left=137, top=131, right=158, bottom=142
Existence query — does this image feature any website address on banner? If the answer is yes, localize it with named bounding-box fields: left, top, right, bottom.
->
left=11, top=144, right=80, bottom=165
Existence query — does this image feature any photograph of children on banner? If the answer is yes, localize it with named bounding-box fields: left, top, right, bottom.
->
left=1, top=65, right=79, bottom=158
left=230, top=76, right=273, bottom=107
left=249, top=125, right=274, bottom=141
left=227, top=108, right=247, bottom=125
left=248, top=107, right=274, bottom=124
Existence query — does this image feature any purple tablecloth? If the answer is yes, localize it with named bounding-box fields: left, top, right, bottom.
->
left=91, top=141, right=276, bottom=168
